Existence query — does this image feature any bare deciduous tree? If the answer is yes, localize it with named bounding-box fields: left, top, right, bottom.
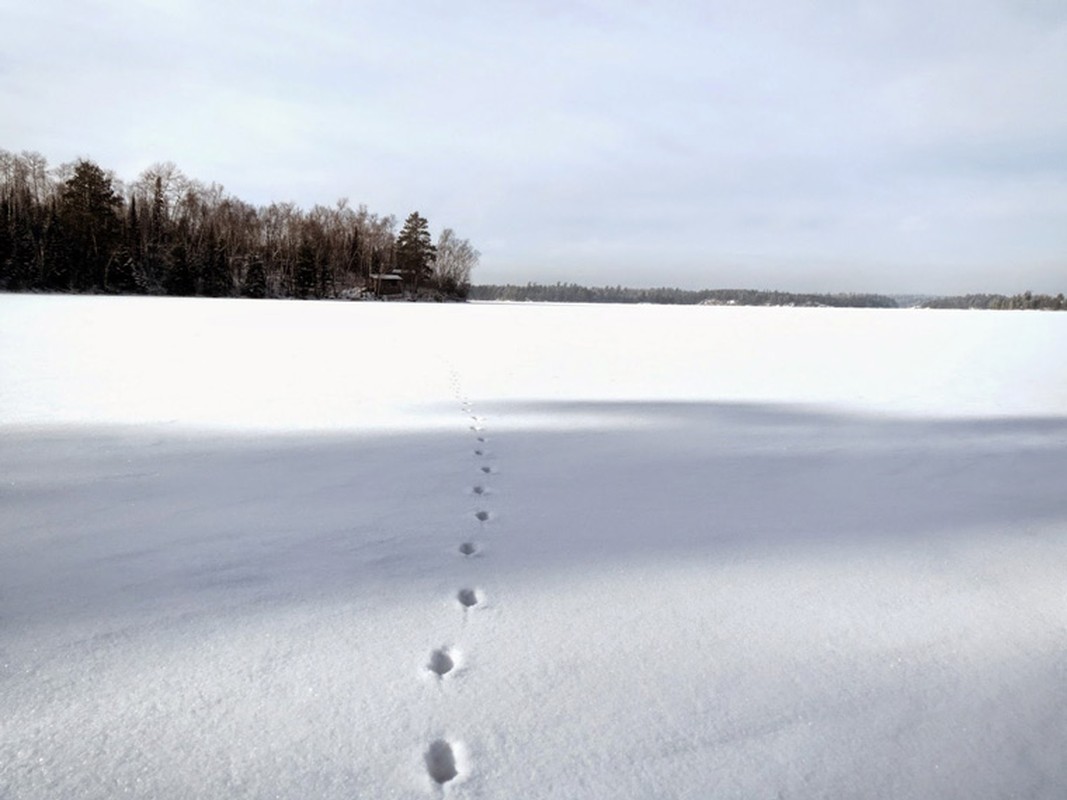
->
left=434, top=228, right=479, bottom=295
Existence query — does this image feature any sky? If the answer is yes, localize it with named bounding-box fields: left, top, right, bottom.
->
left=2, top=0, right=1066, bottom=294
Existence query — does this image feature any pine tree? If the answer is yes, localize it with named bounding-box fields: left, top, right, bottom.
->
left=294, top=239, right=318, bottom=298
left=57, top=160, right=122, bottom=290
left=395, top=211, right=435, bottom=293
left=140, top=175, right=171, bottom=293
left=242, top=256, right=267, bottom=298
left=164, top=241, right=196, bottom=296
left=111, top=195, right=143, bottom=294
left=125, top=194, right=143, bottom=258
left=0, top=196, right=14, bottom=288
left=41, top=203, right=72, bottom=289
left=200, top=237, right=232, bottom=297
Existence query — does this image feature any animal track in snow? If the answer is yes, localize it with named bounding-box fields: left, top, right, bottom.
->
left=474, top=449, right=484, bottom=456
left=458, top=542, right=478, bottom=556
left=425, top=740, right=459, bottom=785
left=479, top=465, right=494, bottom=474
left=474, top=510, right=490, bottom=522
left=428, top=647, right=456, bottom=677
left=472, top=485, right=485, bottom=495
left=457, top=588, right=480, bottom=608
left=476, top=436, right=487, bottom=443
left=469, top=425, right=484, bottom=433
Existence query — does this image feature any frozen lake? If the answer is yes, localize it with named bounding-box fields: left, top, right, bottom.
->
left=2, top=295, right=1066, bottom=798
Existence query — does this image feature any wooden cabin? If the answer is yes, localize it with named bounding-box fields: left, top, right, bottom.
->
left=367, top=273, right=404, bottom=297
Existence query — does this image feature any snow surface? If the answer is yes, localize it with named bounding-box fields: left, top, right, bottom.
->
left=2, top=294, right=1066, bottom=799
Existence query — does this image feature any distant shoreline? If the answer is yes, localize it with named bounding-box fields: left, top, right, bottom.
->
left=470, top=283, right=1066, bottom=311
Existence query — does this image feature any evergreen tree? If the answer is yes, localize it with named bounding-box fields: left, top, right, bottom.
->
left=0, top=196, right=40, bottom=290
left=125, top=195, right=143, bottom=261
left=200, top=237, right=232, bottom=297
left=149, top=175, right=166, bottom=241
left=41, top=203, right=73, bottom=289
left=138, top=176, right=172, bottom=293
left=241, top=255, right=267, bottom=298
left=0, top=196, right=14, bottom=287
left=395, top=211, right=435, bottom=293
left=164, top=241, right=196, bottom=296
left=107, top=195, right=142, bottom=294
left=294, top=239, right=319, bottom=298
left=57, top=160, right=122, bottom=290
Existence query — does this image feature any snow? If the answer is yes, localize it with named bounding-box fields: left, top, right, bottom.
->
left=2, top=294, right=1066, bottom=798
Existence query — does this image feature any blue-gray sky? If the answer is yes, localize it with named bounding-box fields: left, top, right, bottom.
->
left=3, top=0, right=1065, bottom=293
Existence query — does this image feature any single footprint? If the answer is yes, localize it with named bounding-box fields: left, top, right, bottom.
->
left=425, top=740, right=458, bottom=785
left=472, top=486, right=485, bottom=495
left=428, top=648, right=455, bottom=677
left=458, top=542, right=478, bottom=556
left=457, top=588, right=480, bottom=608
left=474, top=449, right=484, bottom=456
left=474, top=510, right=490, bottom=522
left=476, top=436, right=487, bottom=443
left=480, top=466, right=493, bottom=474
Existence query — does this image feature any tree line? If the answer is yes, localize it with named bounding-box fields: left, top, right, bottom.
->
left=472, top=284, right=1066, bottom=310
left=919, top=292, right=1066, bottom=311
left=470, top=283, right=900, bottom=308
left=0, top=149, right=478, bottom=299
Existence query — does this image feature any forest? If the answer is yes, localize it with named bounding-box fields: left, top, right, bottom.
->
left=470, top=283, right=900, bottom=308
left=473, top=284, right=1067, bottom=310
left=919, top=292, right=1066, bottom=310
left=0, top=149, right=478, bottom=299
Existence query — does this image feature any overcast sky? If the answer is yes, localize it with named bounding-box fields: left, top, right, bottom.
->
left=3, top=0, right=1065, bottom=294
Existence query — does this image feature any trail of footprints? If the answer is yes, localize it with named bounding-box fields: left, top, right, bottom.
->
left=424, top=376, right=496, bottom=787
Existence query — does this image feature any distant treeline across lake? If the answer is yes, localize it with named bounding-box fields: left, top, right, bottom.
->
left=471, top=283, right=1066, bottom=310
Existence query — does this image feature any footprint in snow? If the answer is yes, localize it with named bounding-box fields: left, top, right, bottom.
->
left=472, top=486, right=485, bottom=495
left=428, top=647, right=456, bottom=677
left=457, top=588, right=480, bottom=608
left=479, top=465, right=494, bottom=475
left=458, top=542, right=478, bottom=556
left=474, top=449, right=484, bottom=456
left=425, top=740, right=459, bottom=785
left=474, top=510, right=490, bottom=522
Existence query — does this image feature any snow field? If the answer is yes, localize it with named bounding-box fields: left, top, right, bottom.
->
left=1, top=295, right=1067, bottom=798
left=3, top=295, right=1066, bottom=431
